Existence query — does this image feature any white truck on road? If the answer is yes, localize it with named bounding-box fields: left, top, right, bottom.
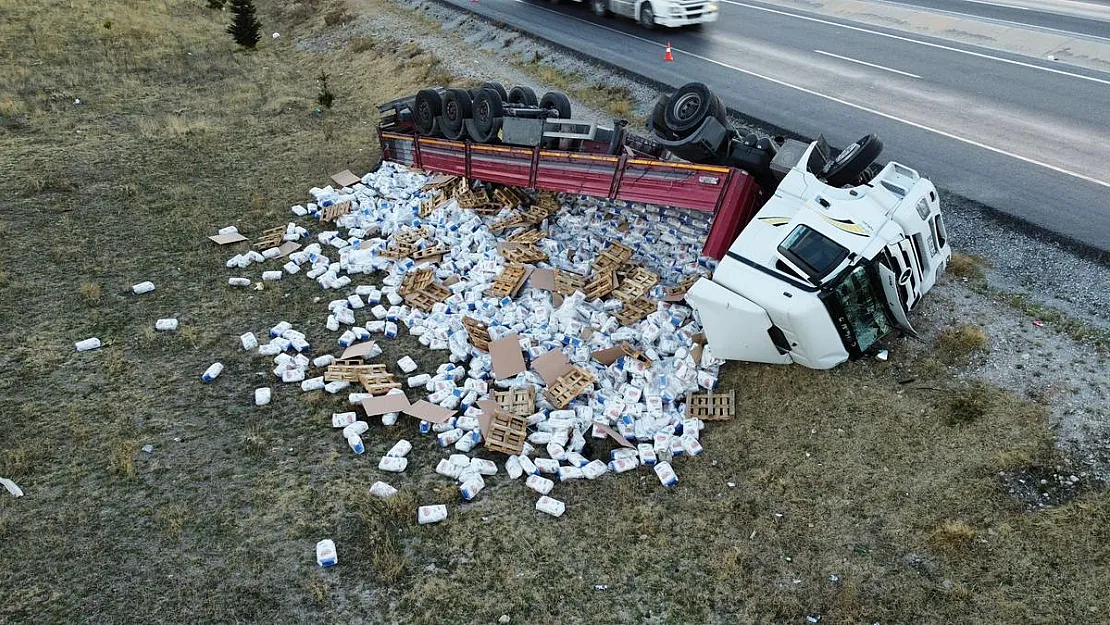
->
left=579, top=0, right=719, bottom=28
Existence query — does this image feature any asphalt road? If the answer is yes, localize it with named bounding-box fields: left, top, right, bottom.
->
left=437, top=0, right=1110, bottom=251
left=871, top=0, right=1110, bottom=39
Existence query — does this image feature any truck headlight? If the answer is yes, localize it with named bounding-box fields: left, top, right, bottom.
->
left=671, top=6, right=684, bottom=15
left=707, top=1, right=718, bottom=10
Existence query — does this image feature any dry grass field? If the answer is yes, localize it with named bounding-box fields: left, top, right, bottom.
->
left=0, top=1, right=1106, bottom=623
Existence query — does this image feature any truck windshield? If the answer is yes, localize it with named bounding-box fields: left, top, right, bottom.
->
left=778, top=225, right=849, bottom=280
left=828, top=265, right=893, bottom=353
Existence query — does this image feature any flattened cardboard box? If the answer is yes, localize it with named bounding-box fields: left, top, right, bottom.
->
left=477, top=399, right=500, bottom=437
left=531, top=349, right=572, bottom=385
left=330, top=169, right=362, bottom=188
left=340, top=341, right=378, bottom=360
left=402, top=400, right=455, bottom=424
left=528, top=268, right=556, bottom=292
left=489, top=334, right=527, bottom=380
left=361, top=393, right=411, bottom=417
left=208, top=232, right=248, bottom=245
left=276, top=241, right=302, bottom=257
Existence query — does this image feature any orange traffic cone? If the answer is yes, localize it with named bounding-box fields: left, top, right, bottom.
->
left=664, top=42, right=674, bottom=62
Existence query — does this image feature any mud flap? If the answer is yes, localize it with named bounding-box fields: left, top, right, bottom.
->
left=687, top=279, right=793, bottom=364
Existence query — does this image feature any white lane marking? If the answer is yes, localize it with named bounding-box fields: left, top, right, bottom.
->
left=719, top=0, right=1110, bottom=86
left=813, top=49, right=922, bottom=77
left=496, top=0, right=1110, bottom=189
left=956, top=0, right=1030, bottom=10
left=870, top=0, right=1110, bottom=42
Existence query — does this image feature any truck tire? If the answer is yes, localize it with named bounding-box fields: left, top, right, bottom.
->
left=442, top=89, right=473, bottom=138
left=508, top=85, right=539, bottom=107
left=470, top=88, right=504, bottom=143
left=820, top=133, right=883, bottom=187
left=413, top=88, right=442, bottom=137
left=592, top=0, right=609, bottom=16
left=650, top=94, right=676, bottom=140
left=664, top=82, right=717, bottom=136
left=481, top=82, right=508, bottom=102
left=539, top=91, right=572, bottom=119
left=639, top=2, right=655, bottom=28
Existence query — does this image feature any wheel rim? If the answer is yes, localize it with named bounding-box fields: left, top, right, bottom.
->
left=417, top=100, right=433, bottom=129
left=476, top=100, right=491, bottom=130
left=673, top=93, right=701, bottom=122
left=642, top=5, right=653, bottom=25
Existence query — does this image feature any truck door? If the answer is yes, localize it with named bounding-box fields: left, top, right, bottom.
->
left=686, top=279, right=794, bottom=364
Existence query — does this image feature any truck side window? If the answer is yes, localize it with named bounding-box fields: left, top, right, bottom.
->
left=778, top=225, right=849, bottom=280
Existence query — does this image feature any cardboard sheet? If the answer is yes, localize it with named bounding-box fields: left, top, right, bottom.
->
left=208, top=233, right=248, bottom=245
left=591, top=345, right=626, bottom=366
left=330, top=169, right=361, bottom=188
left=340, top=341, right=378, bottom=360
left=402, top=400, right=456, bottom=424
left=361, top=393, right=411, bottom=417
left=477, top=399, right=500, bottom=437
left=592, top=421, right=636, bottom=449
left=528, top=268, right=556, bottom=291
left=489, top=334, right=527, bottom=380
left=531, top=349, right=572, bottom=385
left=276, top=241, right=302, bottom=257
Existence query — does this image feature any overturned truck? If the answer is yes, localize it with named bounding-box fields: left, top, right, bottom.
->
left=378, top=81, right=951, bottom=369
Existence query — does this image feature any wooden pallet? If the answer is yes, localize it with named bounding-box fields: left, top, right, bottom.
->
left=584, top=271, right=618, bottom=300
left=543, top=367, right=594, bottom=409
left=535, top=192, right=559, bottom=212
left=421, top=175, right=458, bottom=192
left=685, top=390, right=735, bottom=421
left=494, top=187, right=528, bottom=210
left=485, top=410, right=528, bottom=455
left=494, top=387, right=536, bottom=417
left=394, top=227, right=432, bottom=246
left=253, top=226, right=286, bottom=250
left=411, top=242, right=450, bottom=262
left=447, top=177, right=468, bottom=199
left=321, top=200, right=351, bottom=223
left=359, top=372, right=402, bottom=395
left=620, top=342, right=654, bottom=367
left=592, top=242, right=634, bottom=274
left=418, top=197, right=437, bottom=218
left=468, top=202, right=504, bottom=215
left=456, top=188, right=491, bottom=209
left=502, top=244, right=548, bottom=264
left=405, top=282, right=451, bottom=312
left=400, top=268, right=435, bottom=296
left=612, top=267, right=659, bottom=303
left=462, top=316, right=492, bottom=351
left=616, top=298, right=655, bottom=326
left=486, top=263, right=529, bottom=299
left=554, top=269, right=588, bottom=296
left=325, top=363, right=387, bottom=383
left=666, top=274, right=701, bottom=299
left=379, top=242, right=415, bottom=260
left=490, top=213, right=525, bottom=233
left=507, top=228, right=546, bottom=245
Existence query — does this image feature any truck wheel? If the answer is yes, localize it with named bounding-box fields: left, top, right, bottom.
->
left=481, top=82, right=508, bottom=102
left=414, top=88, right=442, bottom=137
left=664, top=82, right=715, bottom=135
left=508, top=85, right=539, bottom=107
left=820, top=133, right=884, bottom=187
left=639, top=2, right=655, bottom=28
left=539, top=91, right=572, bottom=119
left=442, top=89, right=473, bottom=137
left=592, top=0, right=609, bottom=16
left=471, top=88, right=504, bottom=143
left=649, top=94, right=676, bottom=140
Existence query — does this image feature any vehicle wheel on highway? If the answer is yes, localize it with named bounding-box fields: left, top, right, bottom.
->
left=508, top=85, right=539, bottom=107
left=664, top=82, right=715, bottom=135
left=442, top=88, right=473, bottom=139
left=593, top=0, right=610, bottom=16
left=639, top=2, right=655, bottom=28
left=820, top=133, right=884, bottom=187
left=481, top=82, right=509, bottom=102
left=539, top=91, right=572, bottom=118
left=471, top=88, right=505, bottom=143
left=413, top=88, right=442, bottom=137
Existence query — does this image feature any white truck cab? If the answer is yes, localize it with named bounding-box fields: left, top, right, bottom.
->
left=688, top=140, right=951, bottom=369
left=583, top=0, right=720, bottom=28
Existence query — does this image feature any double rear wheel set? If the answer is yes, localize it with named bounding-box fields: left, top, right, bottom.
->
left=412, top=82, right=573, bottom=145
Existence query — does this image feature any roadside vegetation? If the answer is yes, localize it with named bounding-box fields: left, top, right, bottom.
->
left=0, top=0, right=1106, bottom=623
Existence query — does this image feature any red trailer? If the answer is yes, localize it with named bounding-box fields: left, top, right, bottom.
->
left=377, top=129, right=766, bottom=260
